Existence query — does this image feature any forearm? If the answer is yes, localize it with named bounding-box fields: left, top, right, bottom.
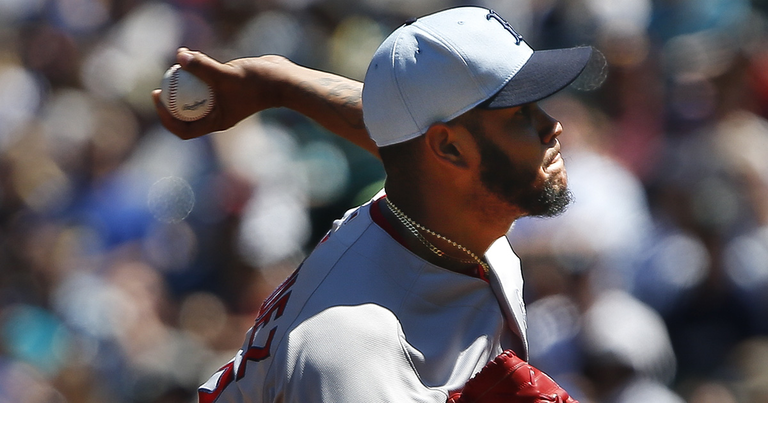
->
left=275, top=62, right=378, bottom=158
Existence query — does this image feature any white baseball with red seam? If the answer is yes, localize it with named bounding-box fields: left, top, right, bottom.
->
left=160, top=64, right=214, bottom=122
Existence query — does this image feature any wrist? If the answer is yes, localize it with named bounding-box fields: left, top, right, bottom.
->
left=235, top=55, right=293, bottom=111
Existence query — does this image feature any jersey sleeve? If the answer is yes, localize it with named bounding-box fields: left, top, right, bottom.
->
left=275, top=303, right=448, bottom=402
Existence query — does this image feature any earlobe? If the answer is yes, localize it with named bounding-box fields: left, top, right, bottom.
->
left=424, top=123, right=470, bottom=169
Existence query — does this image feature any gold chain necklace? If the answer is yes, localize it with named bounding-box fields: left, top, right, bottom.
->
left=385, top=198, right=490, bottom=274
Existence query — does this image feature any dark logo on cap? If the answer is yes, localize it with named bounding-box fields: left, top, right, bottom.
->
left=486, top=10, right=524, bottom=45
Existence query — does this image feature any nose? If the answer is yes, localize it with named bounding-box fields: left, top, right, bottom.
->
left=533, top=105, right=561, bottom=145
left=545, top=121, right=563, bottom=146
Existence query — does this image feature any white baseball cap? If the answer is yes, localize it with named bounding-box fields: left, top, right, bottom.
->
left=362, top=6, right=594, bottom=147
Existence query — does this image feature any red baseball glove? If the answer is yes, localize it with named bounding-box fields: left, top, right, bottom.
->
left=447, top=350, right=577, bottom=403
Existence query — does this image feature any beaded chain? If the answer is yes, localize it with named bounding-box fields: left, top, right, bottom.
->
left=385, top=198, right=490, bottom=274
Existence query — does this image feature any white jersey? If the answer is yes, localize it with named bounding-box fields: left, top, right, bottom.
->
left=199, top=191, right=528, bottom=402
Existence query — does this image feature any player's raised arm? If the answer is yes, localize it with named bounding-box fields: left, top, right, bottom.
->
left=152, top=48, right=379, bottom=159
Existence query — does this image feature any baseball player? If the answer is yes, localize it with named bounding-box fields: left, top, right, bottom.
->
left=155, top=6, right=591, bottom=402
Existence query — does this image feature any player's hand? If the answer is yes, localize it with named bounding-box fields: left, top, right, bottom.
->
left=152, top=47, right=291, bottom=140
left=447, top=350, right=577, bottom=403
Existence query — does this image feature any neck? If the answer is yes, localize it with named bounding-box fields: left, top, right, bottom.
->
left=384, top=181, right=518, bottom=263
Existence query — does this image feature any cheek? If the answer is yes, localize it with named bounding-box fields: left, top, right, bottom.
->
left=505, top=144, right=544, bottom=173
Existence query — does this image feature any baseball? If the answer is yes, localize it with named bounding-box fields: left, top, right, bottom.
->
left=160, top=64, right=214, bottom=122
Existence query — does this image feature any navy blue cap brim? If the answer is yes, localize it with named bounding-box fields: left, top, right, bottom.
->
left=482, top=46, right=594, bottom=108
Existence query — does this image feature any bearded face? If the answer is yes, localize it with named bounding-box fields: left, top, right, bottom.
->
left=473, top=118, right=573, bottom=218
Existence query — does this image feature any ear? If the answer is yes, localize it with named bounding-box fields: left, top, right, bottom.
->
left=423, top=122, right=476, bottom=170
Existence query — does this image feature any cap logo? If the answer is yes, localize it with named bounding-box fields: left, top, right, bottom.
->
left=486, top=10, right=523, bottom=45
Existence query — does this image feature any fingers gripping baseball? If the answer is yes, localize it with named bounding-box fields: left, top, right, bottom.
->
left=154, top=49, right=222, bottom=139
left=154, top=48, right=287, bottom=140
left=160, top=64, right=214, bottom=122
left=175, top=48, right=224, bottom=83
left=447, top=350, right=577, bottom=403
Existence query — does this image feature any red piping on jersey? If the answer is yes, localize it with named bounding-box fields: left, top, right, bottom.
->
left=369, top=195, right=489, bottom=282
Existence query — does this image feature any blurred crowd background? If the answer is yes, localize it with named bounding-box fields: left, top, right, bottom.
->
left=0, top=0, right=767, bottom=403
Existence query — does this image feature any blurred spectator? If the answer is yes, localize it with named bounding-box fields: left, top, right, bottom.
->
left=579, top=289, right=683, bottom=403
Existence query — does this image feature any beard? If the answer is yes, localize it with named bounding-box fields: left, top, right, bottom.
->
left=477, top=131, right=573, bottom=218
